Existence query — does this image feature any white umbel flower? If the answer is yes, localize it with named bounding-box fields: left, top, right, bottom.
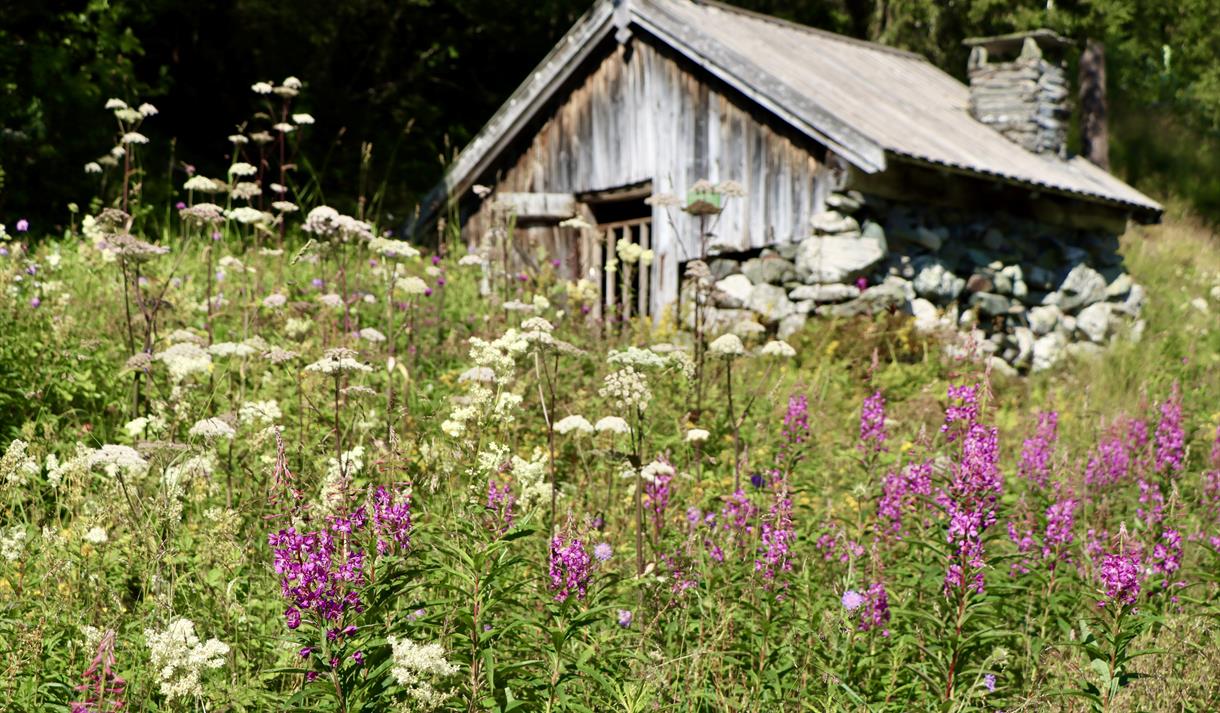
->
left=228, top=162, right=258, bottom=177
left=368, top=237, right=420, bottom=259
left=189, top=418, right=235, bottom=441
left=238, top=400, right=281, bottom=425
left=599, top=366, right=652, bottom=411
left=105, top=98, right=128, bottom=110
left=594, top=416, right=630, bottom=435
left=685, top=428, right=710, bottom=443
left=292, top=113, right=315, bottom=125
left=144, top=618, right=229, bottom=702
left=122, top=132, right=150, bottom=145
left=554, top=415, right=594, bottom=435
left=251, top=81, right=274, bottom=94
left=83, top=527, right=109, bottom=545
left=89, top=444, right=149, bottom=478
left=305, top=348, right=372, bottom=375
left=708, top=333, right=745, bottom=357
left=758, top=340, right=796, bottom=358
left=395, top=276, right=428, bottom=295
left=358, top=327, right=386, bottom=342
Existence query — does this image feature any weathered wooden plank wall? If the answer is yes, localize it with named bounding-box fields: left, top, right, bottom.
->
left=463, top=40, right=825, bottom=315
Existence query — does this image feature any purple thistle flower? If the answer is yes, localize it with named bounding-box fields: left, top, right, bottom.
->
left=859, top=390, right=888, bottom=454
left=15, top=219, right=29, bottom=232
left=175, top=201, right=186, bottom=210
left=617, top=609, right=633, bottom=628
left=1018, top=411, right=1058, bottom=489
left=311, top=277, right=324, bottom=289
left=548, top=535, right=592, bottom=602
left=30, top=296, right=40, bottom=308
left=1154, top=383, right=1185, bottom=475
left=984, top=673, right=996, bottom=692
left=431, top=255, right=441, bottom=266
left=593, top=542, right=613, bottom=561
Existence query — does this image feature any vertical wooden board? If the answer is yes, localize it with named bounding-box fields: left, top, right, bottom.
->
left=638, top=221, right=651, bottom=316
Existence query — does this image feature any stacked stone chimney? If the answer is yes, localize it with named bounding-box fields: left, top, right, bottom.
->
left=966, top=30, right=1071, bottom=159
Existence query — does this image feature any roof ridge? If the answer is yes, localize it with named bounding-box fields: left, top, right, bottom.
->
left=683, top=0, right=929, bottom=62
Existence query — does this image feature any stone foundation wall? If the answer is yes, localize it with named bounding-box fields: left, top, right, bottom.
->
left=690, top=191, right=1145, bottom=374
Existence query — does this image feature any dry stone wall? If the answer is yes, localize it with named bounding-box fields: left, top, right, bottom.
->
left=693, top=191, right=1145, bottom=374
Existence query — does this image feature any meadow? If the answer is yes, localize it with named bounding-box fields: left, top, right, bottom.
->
left=3, top=85, right=1220, bottom=712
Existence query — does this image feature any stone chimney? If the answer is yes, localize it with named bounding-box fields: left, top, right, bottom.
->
left=965, top=30, right=1072, bottom=159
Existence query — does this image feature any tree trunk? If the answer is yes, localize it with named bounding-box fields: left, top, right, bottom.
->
left=1079, top=38, right=1110, bottom=170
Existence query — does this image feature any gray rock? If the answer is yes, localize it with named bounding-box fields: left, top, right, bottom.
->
left=1027, top=305, right=1062, bottom=336
left=1066, top=341, right=1105, bottom=361
left=1104, top=272, right=1133, bottom=300
left=995, top=264, right=1027, bottom=299
left=795, top=232, right=887, bottom=284
left=709, top=259, right=740, bottom=281
left=982, top=227, right=1005, bottom=251
left=789, top=283, right=860, bottom=303
left=1032, top=332, right=1066, bottom=372
left=741, top=255, right=796, bottom=285
left=810, top=211, right=860, bottom=235
left=826, top=191, right=864, bottom=214
left=908, top=226, right=945, bottom=251
left=820, top=282, right=906, bottom=317
left=969, top=292, right=1011, bottom=317
left=1121, top=283, right=1147, bottom=317
left=987, top=355, right=1019, bottom=378
left=746, top=283, right=795, bottom=325
left=1025, top=264, right=1057, bottom=290
left=1013, top=326, right=1035, bottom=367
left=690, top=307, right=753, bottom=335
left=912, top=259, right=966, bottom=302
left=966, top=274, right=994, bottom=294
left=775, top=241, right=801, bottom=261
left=910, top=297, right=940, bottom=332
left=792, top=299, right=817, bottom=314
left=777, top=313, right=808, bottom=340
left=1076, top=302, right=1112, bottom=343
left=1057, top=264, right=1107, bottom=312
left=862, top=220, right=887, bottom=243
left=714, top=274, right=754, bottom=309
left=1061, top=315, right=1077, bottom=334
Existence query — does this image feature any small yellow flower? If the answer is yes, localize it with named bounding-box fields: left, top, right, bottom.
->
left=825, top=340, right=840, bottom=358
left=900, top=441, right=913, bottom=453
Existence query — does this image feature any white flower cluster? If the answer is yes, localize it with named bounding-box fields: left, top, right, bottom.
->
left=758, top=340, right=796, bottom=358
left=368, top=237, right=420, bottom=259
left=83, top=526, right=109, bottom=545
left=606, top=346, right=669, bottom=370
left=387, top=636, right=459, bottom=710
left=685, top=428, right=710, bottom=443
left=304, top=348, right=372, bottom=375
left=595, top=416, right=630, bottom=435
left=226, top=207, right=273, bottom=225
left=163, top=453, right=217, bottom=493
left=144, top=618, right=230, bottom=701
left=640, top=459, right=676, bottom=485
left=555, top=414, right=594, bottom=435
left=209, top=341, right=256, bottom=359
left=89, top=444, right=149, bottom=478
left=183, top=176, right=228, bottom=194
left=708, top=333, right=746, bottom=357
left=395, top=275, right=429, bottom=295
left=188, top=418, right=236, bottom=441
left=238, top=400, right=281, bottom=425
left=615, top=236, right=655, bottom=266
left=600, top=366, right=652, bottom=412
left=0, top=439, right=39, bottom=487
left=156, top=342, right=212, bottom=381
left=318, top=446, right=365, bottom=516
left=358, top=327, right=387, bottom=342
left=0, top=527, right=26, bottom=561
left=301, top=206, right=373, bottom=242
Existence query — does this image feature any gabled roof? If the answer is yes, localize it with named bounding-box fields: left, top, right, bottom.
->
left=426, top=0, right=1161, bottom=223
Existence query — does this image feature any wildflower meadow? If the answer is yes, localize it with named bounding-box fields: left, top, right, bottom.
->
left=4, top=81, right=1220, bottom=713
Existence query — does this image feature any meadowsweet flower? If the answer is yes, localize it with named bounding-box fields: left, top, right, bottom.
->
left=83, top=527, right=109, bottom=545
left=549, top=535, right=592, bottom=602
left=595, top=416, right=630, bottom=434
left=708, top=333, right=745, bottom=357
left=386, top=636, right=459, bottom=709
left=0, top=439, right=39, bottom=487
left=555, top=415, right=594, bottom=435
left=143, top=618, right=229, bottom=701
left=305, top=348, right=372, bottom=374
left=685, top=428, right=710, bottom=443
left=1, top=527, right=27, bottom=561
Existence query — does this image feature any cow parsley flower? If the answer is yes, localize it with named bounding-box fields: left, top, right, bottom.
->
left=228, top=162, right=258, bottom=177
left=595, top=416, right=630, bottom=435
left=600, top=367, right=651, bottom=411
left=251, top=81, right=273, bottom=94
left=759, top=340, right=795, bottom=358
left=121, top=132, right=149, bottom=145
left=305, top=348, right=372, bottom=374
left=555, top=415, right=594, bottom=435
left=685, top=428, right=710, bottom=443
left=83, top=527, right=109, bottom=545
left=89, top=444, right=148, bottom=478
left=292, top=113, right=315, bottom=125
left=239, top=400, right=282, bottom=425
left=708, top=333, right=746, bottom=357
left=189, top=418, right=236, bottom=441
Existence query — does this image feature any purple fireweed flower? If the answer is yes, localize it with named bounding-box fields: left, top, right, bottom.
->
left=1137, top=479, right=1165, bottom=528
left=370, top=485, right=412, bottom=556
left=941, top=383, right=980, bottom=441
left=859, top=390, right=888, bottom=454
left=268, top=515, right=367, bottom=631
left=1154, top=383, right=1185, bottom=475
left=815, top=523, right=865, bottom=564
left=351, top=651, right=364, bottom=666
left=548, top=535, right=592, bottom=602
left=857, top=581, right=891, bottom=636
left=486, top=479, right=516, bottom=533
left=1085, top=434, right=1132, bottom=491
left=878, top=460, right=933, bottom=534
left=755, top=483, right=795, bottom=594
left=1098, top=549, right=1142, bottom=607
left=617, top=609, right=633, bottom=628
left=1018, top=411, right=1058, bottom=489
left=299, top=647, right=313, bottom=658
left=70, top=629, right=125, bottom=713
left=661, top=551, right=698, bottom=595
left=780, top=394, right=810, bottom=464
left=305, top=671, right=319, bottom=682
left=643, top=462, right=674, bottom=537
left=940, top=389, right=1002, bottom=596
left=1042, top=497, right=1077, bottom=568
left=1150, top=528, right=1183, bottom=590
left=712, top=489, right=759, bottom=559
left=593, top=542, right=613, bottom=561
left=841, top=590, right=865, bottom=611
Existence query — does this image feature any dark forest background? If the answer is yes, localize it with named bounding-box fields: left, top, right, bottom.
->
left=3, top=0, right=1220, bottom=230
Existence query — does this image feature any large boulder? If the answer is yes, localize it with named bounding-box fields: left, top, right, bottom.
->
left=1075, top=302, right=1112, bottom=343
left=1056, top=263, right=1107, bottom=313
left=796, top=231, right=887, bottom=284
left=714, top=274, right=754, bottom=309
left=810, top=210, right=860, bottom=235
left=1027, top=304, right=1062, bottom=336
left=912, top=258, right=965, bottom=302
left=709, top=258, right=740, bottom=281
left=1032, top=332, right=1066, bottom=372
left=741, top=255, right=796, bottom=285
left=789, top=283, right=860, bottom=303
left=746, top=283, right=796, bottom=325
left=910, top=297, right=941, bottom=332
left=777, top=313, right=808, bottom=340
